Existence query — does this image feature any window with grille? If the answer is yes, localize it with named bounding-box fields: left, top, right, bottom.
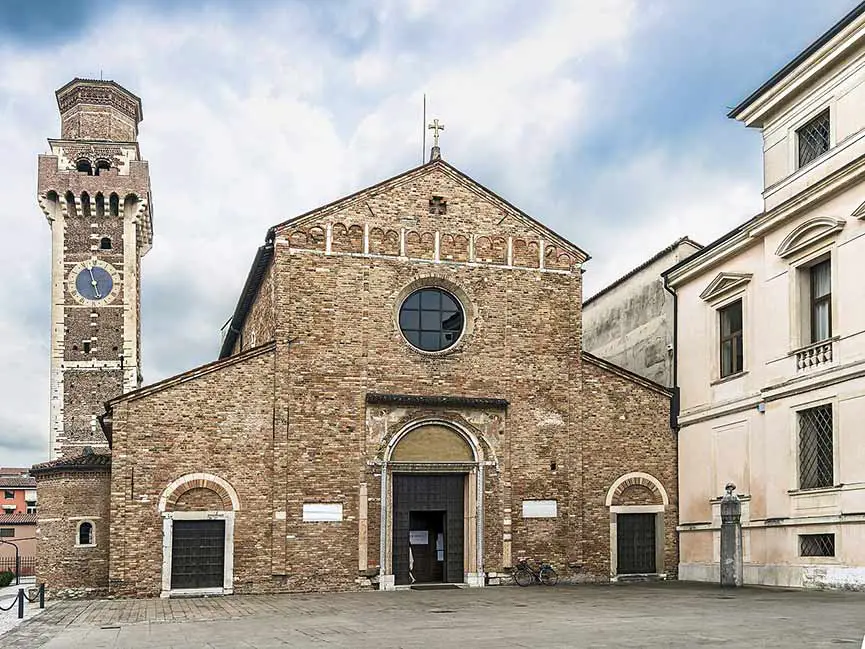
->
left=800, top=533, right=835, bottom=557
left=809, top=259, right=831, bottom=343
left=798, top=405, right=833, bottom=490
left=0, top=528, right=13, bottom=538
left=719, top=300, right=743, bottom=377
left=797, top=109, right=830, bottom=168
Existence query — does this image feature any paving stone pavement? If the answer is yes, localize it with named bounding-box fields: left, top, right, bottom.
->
left=2, top=582, right=865, bottom=648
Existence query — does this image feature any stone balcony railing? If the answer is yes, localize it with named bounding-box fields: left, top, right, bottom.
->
left=795, top=339, right=835, bottom=372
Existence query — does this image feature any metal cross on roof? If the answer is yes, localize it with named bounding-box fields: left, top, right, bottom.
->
left=428, top=118, right=444, bottom=147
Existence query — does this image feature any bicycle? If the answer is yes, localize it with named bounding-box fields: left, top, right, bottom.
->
left=511, top=558, right=558, bottom=586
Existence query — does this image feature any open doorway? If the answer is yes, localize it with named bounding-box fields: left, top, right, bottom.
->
left=409, top=511, right=445, bottom=584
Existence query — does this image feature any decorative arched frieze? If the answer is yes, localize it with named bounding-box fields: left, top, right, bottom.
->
left=605, top=471, right=669, bottom=507
left=699, top=272, right=752, bottom=303
left=775, top=217, right=845, bottom=258
left=158, top=472, right=240, bottom=512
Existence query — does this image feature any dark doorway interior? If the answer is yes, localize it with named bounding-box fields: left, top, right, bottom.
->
left=409, top=510, right=445, bottom=584
left=393, top=473, right=464, bottom=585
left=170, top=519, right=225, bottom=589
left=616, top=513, right=657, bottom=574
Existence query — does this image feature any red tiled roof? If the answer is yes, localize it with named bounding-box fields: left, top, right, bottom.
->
left=0, top=476, right=36, bottom=489
left=0, top=513, right=36, bottom=525
left=31, top=449, right=111, bottom=476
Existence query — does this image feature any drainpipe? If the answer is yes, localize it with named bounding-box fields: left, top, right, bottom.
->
left=662, top=274, right=680, bottom=432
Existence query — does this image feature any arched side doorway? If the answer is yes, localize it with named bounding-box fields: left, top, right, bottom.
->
left=379, top=420, right=485, bottom=590
left=158, top=472, right=240, bottom=597
left=606, top=472, right=669, bottom=579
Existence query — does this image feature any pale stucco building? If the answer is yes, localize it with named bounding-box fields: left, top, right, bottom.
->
left=583, top=237, right=701, bottom=387
left=666, top=3, right=865, bottom=589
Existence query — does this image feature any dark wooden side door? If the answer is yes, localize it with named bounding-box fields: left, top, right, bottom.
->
left=171, top=520, right=225, bottom=589
left=616, top=513, right=656, bottom=574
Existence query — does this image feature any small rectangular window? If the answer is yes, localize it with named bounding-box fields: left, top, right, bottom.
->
left=798, top=405, right=833, bottom=489
left=719, top=300, right=743, bottom=377
left=797, top=109, right=830, bottom=168
left=0, top=528, right=13, bottom=538
left=26, top=506, right=36, bottom=514
left=2, top=490, right=13, bottom=500
left=800, top=533, right=835, bottom=557
left=810, top=259, right=831, bottom=343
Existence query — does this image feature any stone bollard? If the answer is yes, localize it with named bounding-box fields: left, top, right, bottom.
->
left=720, top=482, right=743, bottom=587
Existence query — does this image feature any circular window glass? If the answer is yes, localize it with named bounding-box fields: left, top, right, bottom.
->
left=399, top=288, right=465, bottom=352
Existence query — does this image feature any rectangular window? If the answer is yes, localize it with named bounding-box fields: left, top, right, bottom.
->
left=26, top=506, right=36, bottom=514
left=0, top=528, right=13, bottom=538
left=797, top=109, right=830, bottom=168
left=798, top=405, right=833, bottom=490
left=800, top=533, right=835, bottom=557
left=810, top=260, right=831, bottom=343
left=2, top=490, right=13, bottom=500
left=719, top=300, right=743, bottom=377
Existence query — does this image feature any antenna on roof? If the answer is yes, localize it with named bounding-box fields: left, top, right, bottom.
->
left=422, top=93, right=427, bottom=164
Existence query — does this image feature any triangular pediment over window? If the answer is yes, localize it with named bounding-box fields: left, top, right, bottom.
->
left=852, top=200, right=865, bottom=219
left=775, top=217, right=845, bottom=258
left=699, top=272, right=753, bottom=303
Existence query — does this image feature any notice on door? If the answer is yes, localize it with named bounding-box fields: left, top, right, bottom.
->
left=409, top=530, right=429, bottom=545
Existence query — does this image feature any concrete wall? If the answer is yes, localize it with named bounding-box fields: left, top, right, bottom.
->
left=583, top=239, right=701, bottom=387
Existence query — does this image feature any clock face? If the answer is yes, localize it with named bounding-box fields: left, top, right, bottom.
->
left=75, top=266, right=113, bottom=301
left=67, top=260, right=121, bottom=305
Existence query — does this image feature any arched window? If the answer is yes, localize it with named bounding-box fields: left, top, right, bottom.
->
left=95, top=160, right=110, bottom=175
left=100, top=237, right=112, bottom=250
left=77, top=521, right=95, bottom=546
left=76, top=159, right=93, bottom=175
left=80, top=192, right=91, bottom=219
left=109, top=193, right=119, bottom=218
left=95, top=193, right=105, bottom=219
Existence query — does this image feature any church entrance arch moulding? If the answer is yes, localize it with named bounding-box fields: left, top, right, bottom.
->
left=605, top=472, right=669, bottom=580
left=379, top=419, right=485, bottom=590
left=158, top=472, right=240, bottom=598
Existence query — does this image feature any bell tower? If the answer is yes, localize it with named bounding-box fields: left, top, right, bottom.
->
left=37, top=78, right=153, bottom=459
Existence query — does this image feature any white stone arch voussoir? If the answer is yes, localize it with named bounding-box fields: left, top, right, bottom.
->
left=384, top=417, right=483, bottom=463
left=158, top=472, right=241, bottom=513
left=605, top=471, right=669, bottom=507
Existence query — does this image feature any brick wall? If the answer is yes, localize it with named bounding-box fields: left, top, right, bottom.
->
left=108, top=345, right=275, bottom=597
left=580, top=356, right=678, bottom=578
left=35, top=470, right=110, bottom=598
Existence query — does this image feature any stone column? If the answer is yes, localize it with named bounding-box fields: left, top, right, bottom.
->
left=720, top=482, right=743, bottom=587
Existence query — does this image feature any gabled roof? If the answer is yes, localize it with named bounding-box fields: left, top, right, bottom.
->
left=219, top=157, right=589, bottom=360
left=583, top=237, right=701, bottom=306
left=728, top=2, right=865, bottom=122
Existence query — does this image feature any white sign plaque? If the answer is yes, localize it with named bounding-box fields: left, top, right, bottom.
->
left=522, top=500, right=558, bottom=518
left=409, top=530, right=429, bottom=545
left=302, top=503, right=343, bottom=522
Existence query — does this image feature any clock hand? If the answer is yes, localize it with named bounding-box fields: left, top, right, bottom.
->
left=88, top=265, right=101, bottom=299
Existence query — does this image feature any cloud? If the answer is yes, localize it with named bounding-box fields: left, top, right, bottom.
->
left=0, top=0, right=845, bottom=466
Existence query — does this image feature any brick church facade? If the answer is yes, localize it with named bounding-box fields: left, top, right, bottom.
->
left=32, top=79, right=677, bottom=598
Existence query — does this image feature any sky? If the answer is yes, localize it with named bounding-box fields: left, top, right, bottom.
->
left=0, top=0, right=856, bottom=467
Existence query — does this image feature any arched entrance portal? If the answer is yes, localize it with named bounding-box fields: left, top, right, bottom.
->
left=379, top=420, right=484, bottom=590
